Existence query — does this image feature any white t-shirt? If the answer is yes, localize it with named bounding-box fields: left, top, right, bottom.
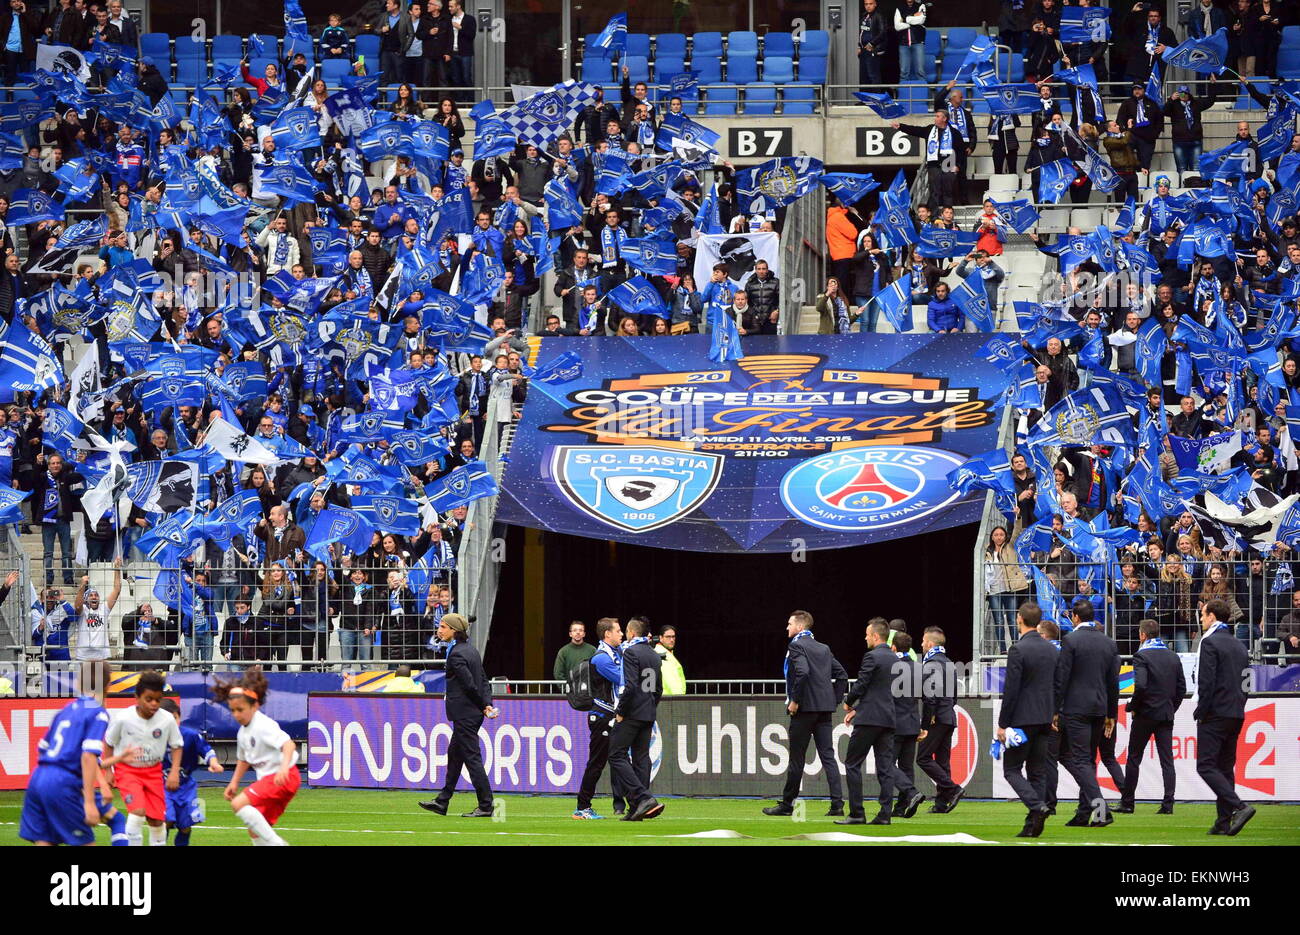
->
left=237, top=710, right=291, bottom=779
left=106, top=706, right=183, bottom=767
left=73, top=605, right=110, bottom=661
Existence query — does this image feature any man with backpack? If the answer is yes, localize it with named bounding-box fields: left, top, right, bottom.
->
left=570, top=617, right=629, bottom=819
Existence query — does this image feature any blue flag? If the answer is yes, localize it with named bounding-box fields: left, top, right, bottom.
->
left=874, top=274, right=913, bottom=333
left=1060, top=6, right=1111, bottom=43
left=708, top=306, right=745, bottom=362
left=607, top=276, right=669, bottom=318
left=1135, top=317, right=1167, bottom=388
left=544, top=179, right=584, bottom=229
left=7, top=188, right=63, bottom=225
left=1037, top=159, right=1075, bottom=204
left=821, top=172, right=879, bottom=205
left=1054, top=63, right=1099, bottom=89
left=305, top=505, right=375, bottom=562
left=620, top=237, right=678, bottom=276
left=1027, top=385, right=1136, bottom=449
left=352, top=494, right=422, bottom=536
left=426, top=464, right=500, bottom=512
left=981, top=83, right=1042, bottom=115
left=283, top=0, right=311, bottom=45
left=270, top=106, right=322, bottom=150
left=853, top=91, right=906, bottom=119
left=951, top=267, right=996, bottom=332
left=1145, top=59, right=1165, bottom=107
left=1162, top=27, right=1228, bottom=73
left=989, top=197, right=1040, bottom=233
left=735, top=156, right=824, bottom=213
left=592, top=13, right=627, bottom=51
left=916, top=226, right=978, bottom=258
left=528, top=350, right=584, bottom=385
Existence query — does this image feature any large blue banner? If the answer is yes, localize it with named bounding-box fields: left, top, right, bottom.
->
left=497, top=336, right=1006, bottom=551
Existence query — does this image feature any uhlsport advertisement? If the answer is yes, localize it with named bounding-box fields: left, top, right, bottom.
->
left=495, top=335, right=1005, bottom=551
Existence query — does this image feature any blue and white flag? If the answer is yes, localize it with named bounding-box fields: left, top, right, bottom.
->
left=1162, top=26, right=1228, bottom=73
left=980, top=334, right=1030, bottom=373
left=426, top=464, right=500, bottom=512
left=874, top=274, right=913, bottom=333
left=270, top=105, right=322, bottom=150
left=981, top=83, right=1042, bottom=115
left=607, top=275, right=669, bottom=317
left=953, top=35, right=998, bottom=86
left=324, top=86, right=375, bottom=138
left=53, top=213, right=107, bottom=249
left=619, top=237, right=678, bottom=276
left=989, top=197, right=1040, bottom=233
left=498, top=81, right=600, bottom=147
left=708, top=306, right=745, bottom=362
left=853, top=91, right=906, bottom=119
left=283, top=0, right=311, bottom=46
left=821, top=172, right=879, bottom=205
left=527, top=351, right=584, bottom=385
left=352, top=494, right=422, bottom=536
left=390, top=430, right=452, bottom=467
left=1060, top=6, right=1111, bottom=43
left=1027, top=384, right=1136, bottom=448
left=735, top=156, right=823, bottom=213
left=0, top=328, right=63, bottom=399
left=1135, top=317, right=1167, bottom=388
left=1054, top=63, right=1099, bottom=89
left=591, top=13, right=628, bottom=52
left=202, top=416, right=282, bottom=464
left=304, top=504, right=375, bottom=561
left=656, top=112, right=721, bottom=153
left=1037, top=158, right=1075, bottom=204
left=916, top=226, right=978, bottom=258
left=1145, top=59, right=1164, bottom=107
left=951, top=267, right=996, bottom=332
left=543, top=178, right=584, bottom=229
left=7, top=188, right=63, bottom=225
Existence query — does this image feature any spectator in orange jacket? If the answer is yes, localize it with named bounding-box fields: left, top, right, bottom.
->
left=827, top=197, right=861, bottom=296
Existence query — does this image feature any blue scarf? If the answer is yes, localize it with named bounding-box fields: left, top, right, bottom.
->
left=42, top=473, right=59, bottom=521
left=1137, top=637, right=1168, bottom=651
left=468, top=371, right=484, bottom=416
left=927, top=126, right=954, bottom=160
left=600, top=224, right=624, bottom=266
left=1204, top=622, right=1229, bottom=637
left=579, top=302, right=599, bottom=332
left=923, top=644, right=947, bottom=661
left=783, top=629, right=813, bottom=680
left=947, top=104, right=967, bottom=141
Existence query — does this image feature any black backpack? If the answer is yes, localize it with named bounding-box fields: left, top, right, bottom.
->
left=565, top=659, right=595, bottom=711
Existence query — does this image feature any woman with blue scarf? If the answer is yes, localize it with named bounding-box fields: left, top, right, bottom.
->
left=816, top=276, right=854, bottom=335
left=258, top=563, right=298, bottom=671
left=670, top=274, right=703, bottom=332
left=849, top=231, right=894, bottom=332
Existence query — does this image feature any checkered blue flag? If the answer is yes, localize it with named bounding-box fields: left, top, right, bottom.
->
left=497, top=81, right=601, bottom=146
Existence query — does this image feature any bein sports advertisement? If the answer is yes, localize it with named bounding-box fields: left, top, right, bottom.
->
left=496, top=335, right=1006, bottom=551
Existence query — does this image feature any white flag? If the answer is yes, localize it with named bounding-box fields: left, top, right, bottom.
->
left=693, top=231, right=780, bottom=288
left=67, top=349, right=102, bottom=424
left=35, top=44, right=91, bottom=84
left=203, top=416, right=282, bottom=464
left=82, top=453, right=130, bottom=527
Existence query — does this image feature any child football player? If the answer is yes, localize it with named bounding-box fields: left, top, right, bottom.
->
left=19, top=660, right=113, bottom=845
left=216, top=667, right=299, bottom=846
left=160, top=698, right=222, bottom=846
left=103, top=670, right=183, bottom=846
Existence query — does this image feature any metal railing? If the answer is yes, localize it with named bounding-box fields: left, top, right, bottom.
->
left=489, top=678, right=790, bottom=695
left=457, top=406, right=516, bottom=658
left=778, top=181, right=824, bottom=335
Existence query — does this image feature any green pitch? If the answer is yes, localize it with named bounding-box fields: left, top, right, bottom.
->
left=2, top=789, right=1298, bottom=845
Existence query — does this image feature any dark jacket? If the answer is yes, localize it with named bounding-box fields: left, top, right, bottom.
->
left=1193, top=625, right=1250, bottom=721
left=1115, top=96, right=1164, bottom=144
left=892, top=654, right=922, bottom=737
left=0, top=8, right=41, bottom=61
left=449, top=8, right=476, bottom=56
left=30, top=467, right=85, bottom=524
left=338, top=582, right=379, bottom=631
left=1000, top=630, right=1057, bottom=728
left=616, top=639, right=663, bottom=721
left=845, top=642, right=897, bottom=729
left=1055, top=624, right=1121, bottom=718
left=921, top=649, right=958, bottom=728
left=784, top=634, right=848, bottom=712
left=1129, top=643, right=1187, bottom=721
left=445, top=637, right=493, bottom=720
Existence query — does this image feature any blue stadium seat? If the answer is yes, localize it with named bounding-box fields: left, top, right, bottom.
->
left=1003, top=52, right=1025, bottom=82
left=169, top=88, right=189, bottom=105
left=798, top=55, right=827, bottom=83
left=248, top=34, right=279, bottom=58
left=582, top=54, right=614, bottom=82
left=939, top=51, right=968, bottom=81
left=1235, top=79, right=1271, bottom=108
left=656, top=54, right=686, bottom=78
left=693, top=32, right=723, bottom=59
left=728, top=30, right=758, bottom=56
left=764, top=31, right=794, bottom=58
left=783, top=82, right=816, bottom=114
left=898, top=80, right=930, bottom=114
left=703, top=83, right=738, bottom=115
left=657, top=33, right=687, bottom=57
left=211, top=34, right=244, bottom=63
left=801, top=30, right=829, bottom=57
left=693, top=53, right=722, bottom=83
left=744, top=81, right=777, bottom=114
left=1280, top=48, right=1300, bottom=78
left=1283, top=25, right=1300, bottom=48
left=945, top=27, right=978, bottom=49
left=625, top=33, right=651, bottom=58
left=354, top=33, right=380, bottom=63
left=321, top=58, right=352, bottom=85
left=924, top=31, right=942, bottom=58
left=140, top=33, right=170, bottom=63
left=763, top=55, right=794, bottom=84
left=176, top=58, right=207, bottom=86
left=728, top=55, right=758, bottom=83
left=624, top=55, right=651, bottom=83
left=173, top=35, right=203, bottom=61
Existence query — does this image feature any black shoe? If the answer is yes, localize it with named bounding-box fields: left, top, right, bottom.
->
left=1089, top=811, right=1114, bottom=828
left=762, top=804, right=794, bottom=816
left=825, top=805, right=844, bottom=817
left=1016, top=816, right=1037, bottom=838
left=1046, top=805, right=1056, bottom=815
left=1029, top=806, right=1050, bottom=837
left=629, top=797, right=663, bottom=821
left=834, top=814, right=866, bottom=825
left=1226, top=804, right=1256, bottom=836
left=1209, top=818, right=1230, bottom=835
left=619, top=811, right=637, bottom=821
left=1064, top=812, right=1091, bottom=827
left=1156, top=803, right=1174, bottom=815
left=419, top=800, right=448, bottom=815
left=461, top=806, right=494, bottom=818
left=868, top=812, right=891, bottom=825
left=944, top=787, right=966, bottom=814
left=1112, top=803, right=1134, bottom=814
left=901, top=791, right=926, bottom=819
left=927, top=803, right=945, bottom=814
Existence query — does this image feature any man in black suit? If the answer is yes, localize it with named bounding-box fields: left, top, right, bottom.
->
left=763, top=610, right=848, bottom=817
left=1118, top=618, right=1186, bottom=814
left=419, top=613, right=498, bottom=817
left=1195, top=599, right=1256, bottom=835
left=889, top=631, right=927, bottom=818
left=837, top=617, right=902, bottom=825
left=1055, top=599, right=1121, bottom=827
left=918, top=626, right=964, bottom=813
left=1000, top=602, right=1057, bottom=838
left=607, top=617, right=665, bottom=821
